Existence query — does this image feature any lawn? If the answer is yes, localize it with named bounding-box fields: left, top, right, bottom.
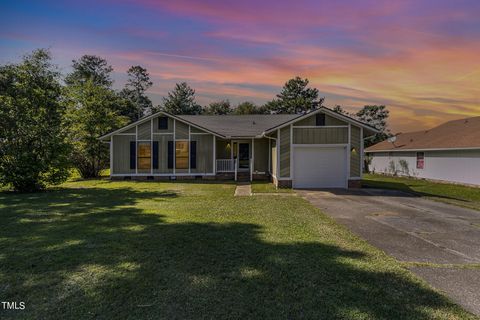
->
left=0, top=180, right=476, bottom=319
left=363, top=174, right=480, bottom=211
left=251, top=181, right=293, bottom=194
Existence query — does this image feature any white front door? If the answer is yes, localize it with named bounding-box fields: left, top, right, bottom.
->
left=293, top=146, right=347, bottom=188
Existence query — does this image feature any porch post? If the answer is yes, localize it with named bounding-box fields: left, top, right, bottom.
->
left=213, top=136, right=216, bottom=174
left=251, top=138, right=254, bottom=182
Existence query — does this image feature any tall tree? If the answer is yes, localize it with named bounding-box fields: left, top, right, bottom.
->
left=64, top=55, right=113, bottom=87
left=234, top=101, right=268, bottom=114
left=64, top=80, right=128, bottom=178
left=119, top=65, right=153, bottom=121
left=271, top=76, right=324, bottom=114
left=204, top=100, right=232, bottom=115
left=356, top=105, right=391, bottom=147
left=162, top=82, right=202, bottom=115
left=0, top=49, right=70, bottom=192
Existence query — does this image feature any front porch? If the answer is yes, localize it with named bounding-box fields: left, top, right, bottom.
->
left=215, top=138, right=270, bottom=182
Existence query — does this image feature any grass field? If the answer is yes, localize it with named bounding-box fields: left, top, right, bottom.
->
left=0, top=179, right=476, bottom=319
left=363, top=174, right=480, bottom=211
left=251, top=181, right=293, bottom=194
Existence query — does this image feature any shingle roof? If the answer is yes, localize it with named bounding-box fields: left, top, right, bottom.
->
left=177, top=114, right=299, bottom=137
left=366, top=116, right=480, bottom=152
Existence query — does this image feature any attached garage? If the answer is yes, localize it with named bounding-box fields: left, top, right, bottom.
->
left=292, top=146, right=347, bottom=188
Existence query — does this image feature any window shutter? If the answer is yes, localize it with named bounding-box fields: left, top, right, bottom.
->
left=152, top=141, right=159, bottom=169
left=158, top=117, right=168, bottom=130
left=167, top=141, right=174, bottom=169
left=316, top=113, right=326, bottom=126
left=190, top=141, right=197, bottom=169
left=129, top=141, right=136, bottom=169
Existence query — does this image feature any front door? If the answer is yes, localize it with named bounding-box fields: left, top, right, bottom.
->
left=238, top=143, right=250, bottom=169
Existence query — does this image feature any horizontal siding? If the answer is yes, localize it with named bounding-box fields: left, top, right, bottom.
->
left=122, top=127, right=136, bottom=134
left=137, top=121, right=151, bottom=140
left=350, top=126, right=361, bottom=177
left=190, top=126, right=207, bottom=134
left=293, top=127, right=348, bottom=144
left=175, top=121, right=189, bottom=140
left=254, top=138, right=269, bottom=173
left=112, top=135, right=135, bottom=174
left=279, top=126, right=290, bottom=177
left=369, top=149, right=480, bottom=186
left=326, top=115, right=347, bottom=126
left=294, top=113, right=348, bottom=126
left=152, top=116, right=174, bottom=133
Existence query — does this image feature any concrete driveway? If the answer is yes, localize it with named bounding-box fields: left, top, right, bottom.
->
left=297, top=188, right=480, bottom=316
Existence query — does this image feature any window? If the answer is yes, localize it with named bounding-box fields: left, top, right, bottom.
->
left=158, top=117, right=168, bottom=130
left=316, top=113, right=326, bottom=126
left=416, top=152, right=424, bottom=169
left=137, top=142, right=151, bottom=170
left=175, top=141, right=189, bottom=169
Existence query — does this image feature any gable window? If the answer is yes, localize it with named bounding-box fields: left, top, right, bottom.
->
left=316, top=113, right=326, bottom=126
left=175, top=141, right=189, bottom=169
left=137, top=142, right=151, bottom=170
left=158, top=117, right=168, bottom=130
left=416, top=152, right=425, bottom=169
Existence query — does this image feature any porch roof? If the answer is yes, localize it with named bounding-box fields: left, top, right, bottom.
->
left=177, top=114, right=298, bottom=137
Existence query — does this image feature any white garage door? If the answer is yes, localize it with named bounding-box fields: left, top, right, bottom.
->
left=293, top=146, right=347, bottom=188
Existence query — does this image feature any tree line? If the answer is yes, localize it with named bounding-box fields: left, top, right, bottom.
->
left=0, top=49, right=389, bottom=192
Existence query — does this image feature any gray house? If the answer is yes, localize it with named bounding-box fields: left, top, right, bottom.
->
left=100, top=107, right=377, bottom=188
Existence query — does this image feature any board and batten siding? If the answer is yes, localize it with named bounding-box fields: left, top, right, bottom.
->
left=112, top=135, right=135, bottom=174
left=216, top=139, right=230, bottom=159
left=111, top=114, right=214, bottom=175
left=293, top=127, right=348, bottom=144
left=271, top=139, right=277, bottom=177
left=153, top=135, right=173, bottom=174
left=279, top=126, right=291, bottom=178
left=190, top=134, right=214, bottom=174
left=254, top=138, right=269, bottom=173
left=350, top=125, right=361, bottom=177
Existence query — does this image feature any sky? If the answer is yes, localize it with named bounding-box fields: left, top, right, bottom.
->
left=1, top=0, right=479, bottom=132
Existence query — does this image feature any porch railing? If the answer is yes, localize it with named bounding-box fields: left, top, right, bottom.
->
left=216, top=159, right=235, bottom=172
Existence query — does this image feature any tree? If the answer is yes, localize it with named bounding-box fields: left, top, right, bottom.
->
left=119, top=65, right=153, bottom=121
left=356, top=105, right=391, bottom=147
left=64, top=55, right=113, bottom=87
left=271, top=76, right=324, bottom=114
left=203, top=100, right=232, bottom=115
left=162, top=82, right=202, bottom=115
left=333, top=105, right=347, bottom=115
left=64, top=80, right=128, bottom=178
left=0, top=49, right=70, bottom=192
left=234, top=101, right=268, bottom=114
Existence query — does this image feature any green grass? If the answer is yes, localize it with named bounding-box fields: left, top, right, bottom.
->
left=0, top=180, right=476, bottom=319
left=363, top=174, right=480, bottom=211
left=251, top=181, right=293, bottom=193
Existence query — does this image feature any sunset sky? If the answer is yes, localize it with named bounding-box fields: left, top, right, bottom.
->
left=1, top=0, right=479, bottom=132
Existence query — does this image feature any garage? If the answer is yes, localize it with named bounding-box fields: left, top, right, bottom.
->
left=293, top=146, right=347, bottom=188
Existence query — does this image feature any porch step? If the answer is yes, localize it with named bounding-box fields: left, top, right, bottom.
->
left=236, top=172, right=250, bottom=182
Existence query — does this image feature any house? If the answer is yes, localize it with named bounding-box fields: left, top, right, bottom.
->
left=99, top=107, right=378, bottom=188
left=366, top=116, right=480, bottom=186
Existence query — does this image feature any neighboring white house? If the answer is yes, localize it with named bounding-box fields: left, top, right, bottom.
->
left=366, top=116, right=480, bottom=186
